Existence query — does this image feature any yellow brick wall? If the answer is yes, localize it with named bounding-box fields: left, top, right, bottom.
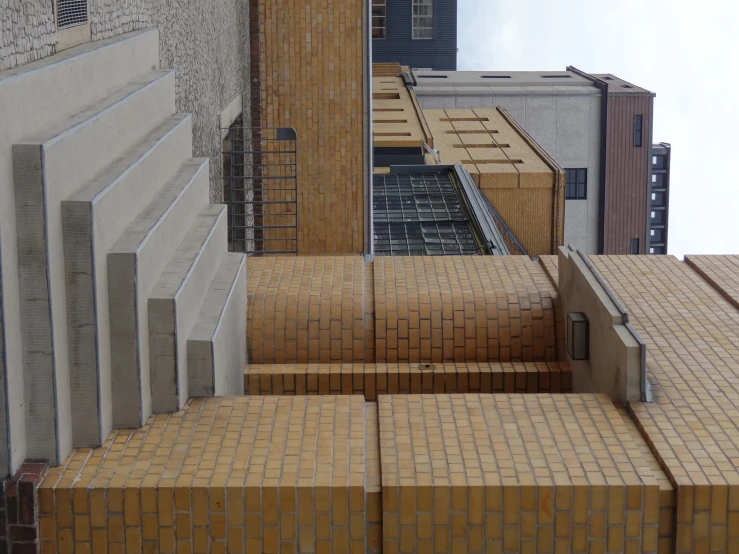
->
left=39, top=396, right=381, bottom=554
left=247, top=256, right=371, bottom=364
left=372, top=62, right=402, bottom=77
left=484, top=188, right=556, bottom=257
left=259, top=0, right=365, bottom=254
left=374, top=256, right=558, bottom=363
left=591, top=255, right=739, bottom=553
left=247, top=256, right=560, bottom=366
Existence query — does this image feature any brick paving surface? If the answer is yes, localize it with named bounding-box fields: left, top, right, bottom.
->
left=592, top=255, right=739, bottom=553
left=379, top=393, right=661, bottom=554
left=244, top=362, right=572, bottom=400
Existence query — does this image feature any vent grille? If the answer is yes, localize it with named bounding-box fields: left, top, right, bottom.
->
left=57, top=0, right=88, bottom=29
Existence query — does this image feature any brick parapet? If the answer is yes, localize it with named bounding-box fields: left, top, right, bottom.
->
left=244, top=362, right=573, bottom=400
left=0, top=459, right=48, bottom=554
left=247, top=256, right=559, bottom=366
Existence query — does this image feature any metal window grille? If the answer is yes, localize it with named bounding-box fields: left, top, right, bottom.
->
left=222, top=125, right=298, bottom=255
left=57, top=0, right=88, bottom=29
left=411, top=0, right=433, bottom=39
left=373, top=172, right=483, bottom=256
left=372, top=0, right=386, bottom=38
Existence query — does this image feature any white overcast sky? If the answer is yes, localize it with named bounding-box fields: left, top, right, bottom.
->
left=457, top=0, right=739, bottom=258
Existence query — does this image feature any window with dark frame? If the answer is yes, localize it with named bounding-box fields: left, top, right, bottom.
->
left=372, top=0, right=386, bottom=39
left=412, top=0, right=433, bottom=39
left=631, top=238, right=640, bottom=254
left=565, top=168, right=587, bottom=200
left=633, top=114, right=643, bottom=147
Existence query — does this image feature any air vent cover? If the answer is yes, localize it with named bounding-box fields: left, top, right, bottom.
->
left=57, top=0, right=88, bottom=29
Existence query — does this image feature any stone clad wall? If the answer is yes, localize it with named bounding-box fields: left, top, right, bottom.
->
left=0, top=0, right=56, bottom=71
left=89, top=0, right=249, bottom=203
left=1, top=0, right=249, bottom=202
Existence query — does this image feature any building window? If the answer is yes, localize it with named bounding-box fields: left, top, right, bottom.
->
left=412, top=0, right=433, bottom=39
left=481, top=75, right=511, bottom=79
left=631, top=238, right=640, bottom=254
left=565, top=168, right=587, bottom=200
left=372, top=0, right=386, bottom=38
left=634, top=115, right=643, bottom=147
left=652, top=154, right=665, bottom=170
left=540, top=75, right=571, bottom=78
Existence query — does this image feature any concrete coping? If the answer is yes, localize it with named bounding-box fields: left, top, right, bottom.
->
left=558, top=247, right=649, bottom=404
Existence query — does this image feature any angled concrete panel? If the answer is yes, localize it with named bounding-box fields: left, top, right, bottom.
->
left=62, top=115, right=191, bottom=443
left=149, top=205, right=227, bottom=413
left=108, top=158, right=209, bottom=428
left=188, top=253, right=247, bottom=397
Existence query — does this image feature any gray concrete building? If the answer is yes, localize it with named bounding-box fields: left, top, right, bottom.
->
left=412, top=69, right=660, bottom=255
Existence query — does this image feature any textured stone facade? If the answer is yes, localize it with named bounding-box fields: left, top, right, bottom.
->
left=0, top=0, right=57, bottom=71
left=1, top=0, right=249, bottom=202
left=89, top=0, right=250, bottom=203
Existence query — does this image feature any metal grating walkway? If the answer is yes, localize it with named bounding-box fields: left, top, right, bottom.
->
left=373, top=171, right=483, bottom=256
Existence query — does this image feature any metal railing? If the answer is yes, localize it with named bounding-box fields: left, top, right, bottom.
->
left=222, top=126, right=298, bottom=255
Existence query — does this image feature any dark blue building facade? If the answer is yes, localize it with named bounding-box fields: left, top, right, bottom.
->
left=372, top=0, right=457, bottom=71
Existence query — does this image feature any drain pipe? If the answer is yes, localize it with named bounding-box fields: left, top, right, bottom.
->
left=362, top=0, right=374, bottom=261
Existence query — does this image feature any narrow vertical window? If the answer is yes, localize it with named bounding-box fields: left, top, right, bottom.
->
left=631, top=238, right=640, bottom=254
left=565, top=168, right=587, bottom=200
left=412, top=0, right=433, bottom=39
left=633, top=114, right=643, bottom=147
left=372, top=0, right=387, bottom=39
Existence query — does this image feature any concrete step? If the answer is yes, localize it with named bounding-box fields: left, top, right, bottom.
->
left=12, top=70, right=176, bottom=458
left=60, top=114, right=194, bottom=446
left=188, top=253, right=247, bottom=398
left=107, top=158, right=209, bottom=429
left=0, top=28, right=160, bottom=473
left=149, top=205, right=228, bottom=412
